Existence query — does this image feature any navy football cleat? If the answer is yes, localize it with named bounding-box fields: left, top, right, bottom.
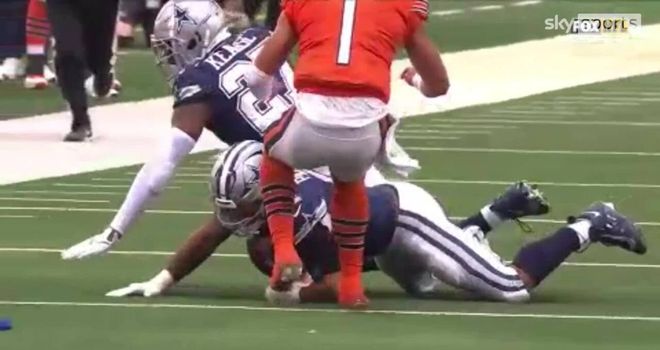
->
left=572, top=202, right=647, bottom=255
left=490, top=181, right=550, bottom=220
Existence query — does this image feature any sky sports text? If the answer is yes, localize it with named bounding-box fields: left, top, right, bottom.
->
left=545, top=14, right=642, bottom=35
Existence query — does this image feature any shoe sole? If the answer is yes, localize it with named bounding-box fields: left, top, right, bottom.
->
left=24, top=81, right=48, bottom=90
left=63, top=135, right=94, bottom=142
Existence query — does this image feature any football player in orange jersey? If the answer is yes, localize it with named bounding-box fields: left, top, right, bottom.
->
left=245, top=0, right=449, bottom=308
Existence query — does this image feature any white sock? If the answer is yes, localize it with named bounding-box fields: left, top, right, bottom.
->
left=480, top=205, right=503, bottom=229
left=568, top=220, right=592, bottom=252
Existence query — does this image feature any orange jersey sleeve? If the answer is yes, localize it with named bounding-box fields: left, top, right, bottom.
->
left=284, top=0, right=428, bottom=102
left=407, top=0, right=430, bottom=37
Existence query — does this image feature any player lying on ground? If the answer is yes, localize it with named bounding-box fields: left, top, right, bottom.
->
left=108, top=141, right=647, bottom=302
left=244, top=0, right=449, bottom=307
left=61, top=0, right=297, bottom=260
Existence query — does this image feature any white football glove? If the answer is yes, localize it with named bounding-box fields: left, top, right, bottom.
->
left=61, top=227, right=122, bottom=260
left=105, top=270, right=174, bottom=298
left=105, top=282, right=164, bottom=298
left=244, top=65, right=274, bottom=101
left=264, top=278, right=312, bottom=306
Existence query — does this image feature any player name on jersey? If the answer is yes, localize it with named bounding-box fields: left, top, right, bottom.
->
left=205, top=34, right=259, bottom=71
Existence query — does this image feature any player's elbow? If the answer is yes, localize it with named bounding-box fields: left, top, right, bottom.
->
left=422, top=77, right=450, bottom=98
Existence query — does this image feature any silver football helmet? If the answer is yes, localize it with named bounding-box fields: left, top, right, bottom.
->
left=151, top=0, right=232, bottom=82
left=210, top=140, right=265, bottom=236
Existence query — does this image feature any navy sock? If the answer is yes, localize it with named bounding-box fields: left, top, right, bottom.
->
left=458, top=212, right=492, bottom=234
left=513, top=227, right=580, bottom=286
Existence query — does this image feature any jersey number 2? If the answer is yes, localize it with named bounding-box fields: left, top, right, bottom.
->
left=336, top=0, right=357, bottom=65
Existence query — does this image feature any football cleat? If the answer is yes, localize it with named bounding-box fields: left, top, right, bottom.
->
left=570, top=202, right=646, bottom=255
left=0, top=58, right=25, bottom=80
left=490, top=181, right=550, bottom=220
left=44, top=65, right=56, bottom=82
left=24, top=75, right=49, bottom=89
left=63, top=126, right=93, bottom=142
left=84, top=73, right=121, bottom=98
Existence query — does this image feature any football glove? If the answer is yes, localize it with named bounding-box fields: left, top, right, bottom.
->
left=105, top=282, right=164, bottom=298
left=61, top=227, right=122, bottom=260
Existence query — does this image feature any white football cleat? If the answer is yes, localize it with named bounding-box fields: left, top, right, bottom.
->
left=44, top=65, right=56, bottom=82
left=24, top=75, right=49, bottom=89
left=61, top=227, right=122, bottom=260
left=0, top=58, right=25, bottom=80
left=84, top=75, right=122, bottom=98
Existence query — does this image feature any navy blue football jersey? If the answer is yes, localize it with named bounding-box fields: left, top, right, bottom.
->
left=290, top=171, right=399, bottom=282
left=172, top=26, right=295, bottom=144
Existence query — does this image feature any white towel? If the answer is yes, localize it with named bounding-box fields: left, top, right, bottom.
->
left=375, top=115, right=420, bottom=178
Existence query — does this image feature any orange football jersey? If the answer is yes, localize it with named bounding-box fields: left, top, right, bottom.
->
left=282, top=0, right=429, bottom=102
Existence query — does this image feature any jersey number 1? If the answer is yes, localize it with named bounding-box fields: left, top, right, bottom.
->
left=336, top=0, right=357, bottom=65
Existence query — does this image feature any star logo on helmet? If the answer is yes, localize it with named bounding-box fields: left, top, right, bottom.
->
left=174, top=5, right=196, bottom=34
left=244, top=164, right=260, bottom=187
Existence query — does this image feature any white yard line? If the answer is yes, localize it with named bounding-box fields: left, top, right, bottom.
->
left=1, top=247, right=659, bottom=269
left=472, top=5, right=505, bottom=11
left=0, top=197, right=109, bottom=203
left=511, top=0, right=543, bottom=7
left=555, top=96, right=660, bottom=102
left=467, top=113, right=568, bottom=120
left=92, top=178, right=206, bottom=184
left=0, top=190, right=125, bottom=196
left=0, top=215, right=35, bottom=219
left=53, top=183, right=182, bottom=189
left=498, top=105, right=572, bottom=111
left=403, top=125, right=518, bottom=130
left=406, top=146, right=660, bottom=157
left=1, top=206, right=660, bottom=227
left=488, top=109, right=593, bottom=116
left=398, top=130, right=492, bottom=135
left=0, top=300, right=659, bottom=322
left=0, top=247, right=242, bottom=257
left=581, top=91, right=660, bottom=96
left=123, top=172, right=208, bottom=178
left=529, top=100, right=640, bottom=106
left=414, top=119, right=660, bottom=127
left=396, top=136, right=461, bottom=140
left=432, top=9, right=464, bottom=16
left=411, top=178, right=660, bottom=189
left=1, top=247, right=658, bottom=269
left=0, top=206, right=210, bottom=215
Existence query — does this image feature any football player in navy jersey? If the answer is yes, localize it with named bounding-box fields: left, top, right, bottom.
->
left=106, top=141, right=646, bottom=302
left=61, top=0, right=295, bottom=260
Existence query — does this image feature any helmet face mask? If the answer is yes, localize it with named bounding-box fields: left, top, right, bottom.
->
left=210, top=141, right=266, bottom=237
left=213, top=186, right=264, bottom=237
left=151, top=0, right=232, bottom=84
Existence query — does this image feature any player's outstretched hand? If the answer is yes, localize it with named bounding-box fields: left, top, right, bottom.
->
left=61, top=227, right=122, bottom=260
left=105, top=282, right=163, bottom=298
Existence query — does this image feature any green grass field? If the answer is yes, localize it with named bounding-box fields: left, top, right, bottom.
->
left=3, top=0, right=660, bottom=348
left=3, top=73, right=660, bottom=348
